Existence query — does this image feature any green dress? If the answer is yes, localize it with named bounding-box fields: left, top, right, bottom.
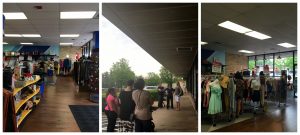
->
left=208, top=83, right=223, bottom=114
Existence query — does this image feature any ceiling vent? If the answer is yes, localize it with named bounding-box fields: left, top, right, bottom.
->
left=34, top=6, right=43, bottom=10
left=176, top=47, right=192, bottom=52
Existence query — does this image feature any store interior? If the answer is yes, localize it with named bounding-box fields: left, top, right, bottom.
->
left=201, top=3, right=297, bottom=132
left=3, top=3, right=99, bottom=132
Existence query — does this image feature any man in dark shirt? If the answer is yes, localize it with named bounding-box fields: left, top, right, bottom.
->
left=165, top=84, right=174, bottom=109
left=157, top=84, right=165, bottom=108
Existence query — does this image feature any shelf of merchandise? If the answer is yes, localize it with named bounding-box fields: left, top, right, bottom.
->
left=15, top=88, right=40, bottom=113
left=13, top=75, right=40, bottom=96
left=34, top=99, right=41, bottom=105
left=17, top=109, right=32, bottom=127
left=16, top=98, right=41, bottom=127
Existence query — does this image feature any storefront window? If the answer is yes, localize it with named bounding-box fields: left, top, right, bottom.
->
left=294, top=51, right=297, bottom=82
left=275, top=52, right=293, bottom=77
left=265, top=54, right=274, bottom=77
left=248, top=56, right=255, bottom=70
left=255, top=55, right=264, bottom=76
left=295, top=51, right=297, bottom=64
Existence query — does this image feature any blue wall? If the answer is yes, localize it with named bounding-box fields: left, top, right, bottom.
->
left=3, top=45, right=60, bottom=56
left=90, top=31, right=99, bottom=49
left=201, top=49, right=225, bottom=65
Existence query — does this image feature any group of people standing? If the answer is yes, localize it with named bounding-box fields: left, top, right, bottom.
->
left=104, top=79, right=185, bottom=132
left=104, top=78, right=154, bottom=132
left=157, top=82, right=184, bottom=111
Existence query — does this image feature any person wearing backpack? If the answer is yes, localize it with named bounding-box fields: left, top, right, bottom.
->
left=174, top=82, right=183, bottom=111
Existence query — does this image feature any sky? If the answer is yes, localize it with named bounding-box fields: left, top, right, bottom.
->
left=100, top=16, right=162, bottom=77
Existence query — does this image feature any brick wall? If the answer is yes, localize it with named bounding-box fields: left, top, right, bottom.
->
left=59, top=46, right=82, bottom=61
left=226, top=53, right=248, bottom=74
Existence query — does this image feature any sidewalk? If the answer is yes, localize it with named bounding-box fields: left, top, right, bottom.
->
left=152, top=94, right=198, bottom=132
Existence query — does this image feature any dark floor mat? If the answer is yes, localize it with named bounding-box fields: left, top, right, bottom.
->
left=69, top=105, right=99, bottom=132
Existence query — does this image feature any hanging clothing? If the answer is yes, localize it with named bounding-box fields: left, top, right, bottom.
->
left=260, top=76, right=266, bottom=105
left=279, top=77, right=287, bottom=101
left=235, top=79, right=245, bottom=100
left=73, top=62, right=79, bottom=85
left=203, top=81, right=210, bottom=108
left=60, top=60, right=64, bottom=68
left=220, top=75, right=229, bottom=112
left=3, top=89, right=18, bottom=132
left=251, top=78, right=261, bottom=102
left=266, top=78, right=273, bottom=94
left=228, top=78, right=236, bottom=114
left=208, top=79, right=222, bottom=115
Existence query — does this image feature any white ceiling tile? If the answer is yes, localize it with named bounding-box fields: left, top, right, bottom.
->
left=3, top=3, right=99, bottom=46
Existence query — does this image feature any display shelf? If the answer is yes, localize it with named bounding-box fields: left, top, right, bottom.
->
left=13, top=75, right=40, bottom=96
left=34, top=99, right=41, bottom=105
left=17, top=109, right=32, bottom=127
left=15, top=88, right=40, bottom=113
left=16, top=97, right=41, bottom=127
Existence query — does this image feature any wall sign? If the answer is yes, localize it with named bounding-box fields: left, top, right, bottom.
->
left=212, top=65, right=222, bottom=73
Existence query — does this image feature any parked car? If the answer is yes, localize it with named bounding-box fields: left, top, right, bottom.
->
left=144, top=86, right=158, bottom=90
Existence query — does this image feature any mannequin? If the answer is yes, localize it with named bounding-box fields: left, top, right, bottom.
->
left=208, top=78, right=222, bottom=126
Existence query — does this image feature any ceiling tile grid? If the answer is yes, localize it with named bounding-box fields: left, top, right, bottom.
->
left=202, top=3, right=297, bottom=56
left=3, top=3, right=99, bottom=46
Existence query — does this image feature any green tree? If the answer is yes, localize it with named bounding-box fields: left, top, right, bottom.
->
left=173, top=75, right=182, bottom=83
left=248, top=60, right=255, bottom=70
left=110, top=58, right=135, bottom=88
left=102, top=72, right=111, bottom=88
left=159, top=67, right=173, bottom=85
left=145, top=72, right=161, bottom=86
left=275, top=56, right=293, bottom=71
left=159, top=66, right=180, bottom=85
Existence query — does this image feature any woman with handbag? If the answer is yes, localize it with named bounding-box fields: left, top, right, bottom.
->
left=104, top=88, right=119, bottom=132
left=132, top=78, right=154, bottom=132
left=119, top=80, right=135, bottom=131
left=174, top=82, right=183, bottom=111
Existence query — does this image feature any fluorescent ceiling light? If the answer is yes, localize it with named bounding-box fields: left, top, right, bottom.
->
left=201, top=41, right=208, bottom=45
left=5, top=34, right=22, bottom=37
left=60, top=43, right=73, bottom=45
left=238, top=50, right=254, bottom=54
left=21, top=43, right=33, bottom=45
left=22, top=34, right=41, bottom=37
left=3, top=12, right=27, bottom=19
left=5, top=34, right=41, bottom=37
left=3, top=42, right=8, bottom=44
left=245, top=31, right=271, bottom=40
left=218, top=21, right=252, bottom=33
left=277, top=43, right=296, bottom=48
left=60, top=11, right=96, bottom=19
left=60, top=34, right=80, bottom=37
